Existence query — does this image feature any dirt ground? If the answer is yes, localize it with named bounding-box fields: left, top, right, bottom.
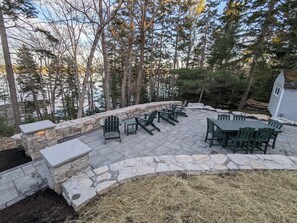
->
left=0, top=147, right=32, bottom=172
left=0, top=189, right=77, bottom=223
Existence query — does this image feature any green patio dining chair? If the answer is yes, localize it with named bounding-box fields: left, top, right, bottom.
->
left=205, top=118, right=224, bottom=147
left=218, top=114, right=230, bottom=120
left=233, top=115, right=246, bottom=121
left=268, top=119, right=283, bottom=149
left=228, top=127, right=255, bottom=154
left=250, top=128, right=274, bottom=154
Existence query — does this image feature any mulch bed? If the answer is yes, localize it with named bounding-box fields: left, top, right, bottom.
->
left=0, top=189, right=77, bottom=223
left=0, top=147, right=32, bottom=172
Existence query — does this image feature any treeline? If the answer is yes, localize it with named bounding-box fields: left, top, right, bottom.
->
left=0, top=0, right=296, bottom=127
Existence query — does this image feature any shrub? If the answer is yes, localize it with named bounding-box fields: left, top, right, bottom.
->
left=0, top=116, right=15, bottom=137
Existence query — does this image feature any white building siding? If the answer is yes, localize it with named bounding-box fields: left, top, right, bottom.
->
left=268, top=73, right=285, bottom=117
left=278, top=89, right=297, bottom=121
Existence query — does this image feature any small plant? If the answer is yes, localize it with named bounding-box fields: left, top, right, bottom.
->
left=0, top=115, right=16, bottom=137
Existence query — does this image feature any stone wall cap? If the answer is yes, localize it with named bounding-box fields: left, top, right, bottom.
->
left=40, top=139, right=91, bottom=168
left=20, top=120, right=56, bottom=134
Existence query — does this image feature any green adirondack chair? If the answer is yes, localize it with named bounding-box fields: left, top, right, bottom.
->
left=233, top=115, right=246, bottom=121
left=250, top=128, right=274, bottom=154
left=268, top=119, right=283, bottom=149
left=205, top=118, right=224, bottom=147
left=172, top=100, right=188, bottom=117
left=218, top=114, right=230, bottom=120
left=135, top=110, right=160, bottom=135
left=103, top=115, right=121, bottom=144
left=158, top=108, right=178, bottom=126
left=228, top=127, right=255, bottom=153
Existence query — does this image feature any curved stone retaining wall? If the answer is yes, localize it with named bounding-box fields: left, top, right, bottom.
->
left=55, top=101, right=180, bottom=141
left=20, top=101, right=180, bottom=160
left=187, top=103, right=297, bottom=126
left=62, top=154, right=297, bottom=211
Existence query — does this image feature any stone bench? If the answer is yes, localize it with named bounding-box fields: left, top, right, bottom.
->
left=41, top=139, right=92, bottom=194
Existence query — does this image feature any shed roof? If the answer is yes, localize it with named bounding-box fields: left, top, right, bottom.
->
left=283, top=70, right=297, bottom=89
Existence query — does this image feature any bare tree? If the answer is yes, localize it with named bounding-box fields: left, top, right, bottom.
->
left=0, top=7, right=21, bottom=128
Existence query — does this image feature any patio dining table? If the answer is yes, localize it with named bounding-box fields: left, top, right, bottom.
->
left=212, top=120, right=282, bottom=148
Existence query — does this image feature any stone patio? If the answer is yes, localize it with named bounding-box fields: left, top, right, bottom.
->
left=79, top=109, right=297, bottom=168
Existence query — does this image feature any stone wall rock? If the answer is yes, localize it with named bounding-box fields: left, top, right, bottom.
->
left=21, top=128, right=57, bottom=160
left=45, top=154, right=91, bottom=194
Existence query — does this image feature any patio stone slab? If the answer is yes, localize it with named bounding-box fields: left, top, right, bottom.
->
left=41, top=139, right=92, bottom=167
left=19, top=120, right=56, bottom=134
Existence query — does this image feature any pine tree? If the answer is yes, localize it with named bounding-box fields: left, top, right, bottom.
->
left=16, top=45, right=43, bottom=121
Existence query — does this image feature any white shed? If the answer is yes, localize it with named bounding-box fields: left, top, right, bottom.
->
left=268, top=70, right=297, bottom=121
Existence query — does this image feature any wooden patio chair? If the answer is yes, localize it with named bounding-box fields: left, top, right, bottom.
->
left=103, top=115, right=121, bottom=144
left=250, top=128, right=274, bottom=154
left=135, top=110, right=160, bottom=135
left=228, top=127, right=255, bottom=154
left=268, top=119, right=283, bottom=149
left=233, top=115, right=246, bottom=121
left=172, top=100, right=188, bottom=117
left=218, top=114, right=230, bottom=120
left=205, top=118, right=224, bottom=147
left=158, top=108, right=178, bottom=126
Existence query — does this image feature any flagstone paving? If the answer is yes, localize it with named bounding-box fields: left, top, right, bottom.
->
left=79, top=109, right=297, bottom=168
left=62, top=154, right=297, bottom=211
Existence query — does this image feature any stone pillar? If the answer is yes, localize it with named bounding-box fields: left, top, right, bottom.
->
left=20, top=120, right=57, bottom=160
left=40, top=139, right=92, bottom=194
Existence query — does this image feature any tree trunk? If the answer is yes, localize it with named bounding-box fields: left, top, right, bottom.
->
left=100, top=0, right=112, bottom=110
left=135, top=30, right=146, bottom=104
left=238, top=58, right=256, bottom=110
left=39, top=57, right=48, bottom=117
left=199, top=86, right=205, bottom=103
left=173, top=5, right=181, bottom=70
left=77, top=27, right=101, bottom=118
left=186, top=28, right=193, bottom=69
left=0, top=8, right=21, bottom=128
left=148, top=1, right=155, bottom=102
left=135, top=0, right=147, bottom=104
left=126, top=5, right=134, bottom=106
left=29, top=77, right=42, bottom=120
left=199, top=9, right=210, bottom=68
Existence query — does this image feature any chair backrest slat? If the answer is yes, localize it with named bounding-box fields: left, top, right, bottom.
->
left=218, top=114, right=230, bottom=120
left=268, top=119, right=283, bottom=129
left=254, top=128, right=274, bottom=143
left=181, top=100, right=188, bottom=108
left=236, top=127, right=255, bottom=142
left=233, top=115, right=246, bottom=121
left=104, top=115, right=119, bottom=133
left=207, top=118, right=214, bottom=132
left=146, top=110, right=158, bottom=126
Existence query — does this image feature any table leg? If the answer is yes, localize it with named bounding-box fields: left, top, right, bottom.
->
left=222, top=133, right=227, bottom=148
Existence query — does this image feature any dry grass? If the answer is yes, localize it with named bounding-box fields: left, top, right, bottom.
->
left=70, top=171, right=297, bottom=223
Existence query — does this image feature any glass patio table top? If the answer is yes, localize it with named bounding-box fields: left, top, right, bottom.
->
left=212, top=120, right=282, bottom=133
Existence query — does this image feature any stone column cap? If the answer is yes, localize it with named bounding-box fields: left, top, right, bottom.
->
left=20, top=120, right=56, bottom=134
left=40, top=139, right=92, bottom=168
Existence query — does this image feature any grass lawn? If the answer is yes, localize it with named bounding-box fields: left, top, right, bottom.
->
left=72, top=171, right=297, bottom=223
